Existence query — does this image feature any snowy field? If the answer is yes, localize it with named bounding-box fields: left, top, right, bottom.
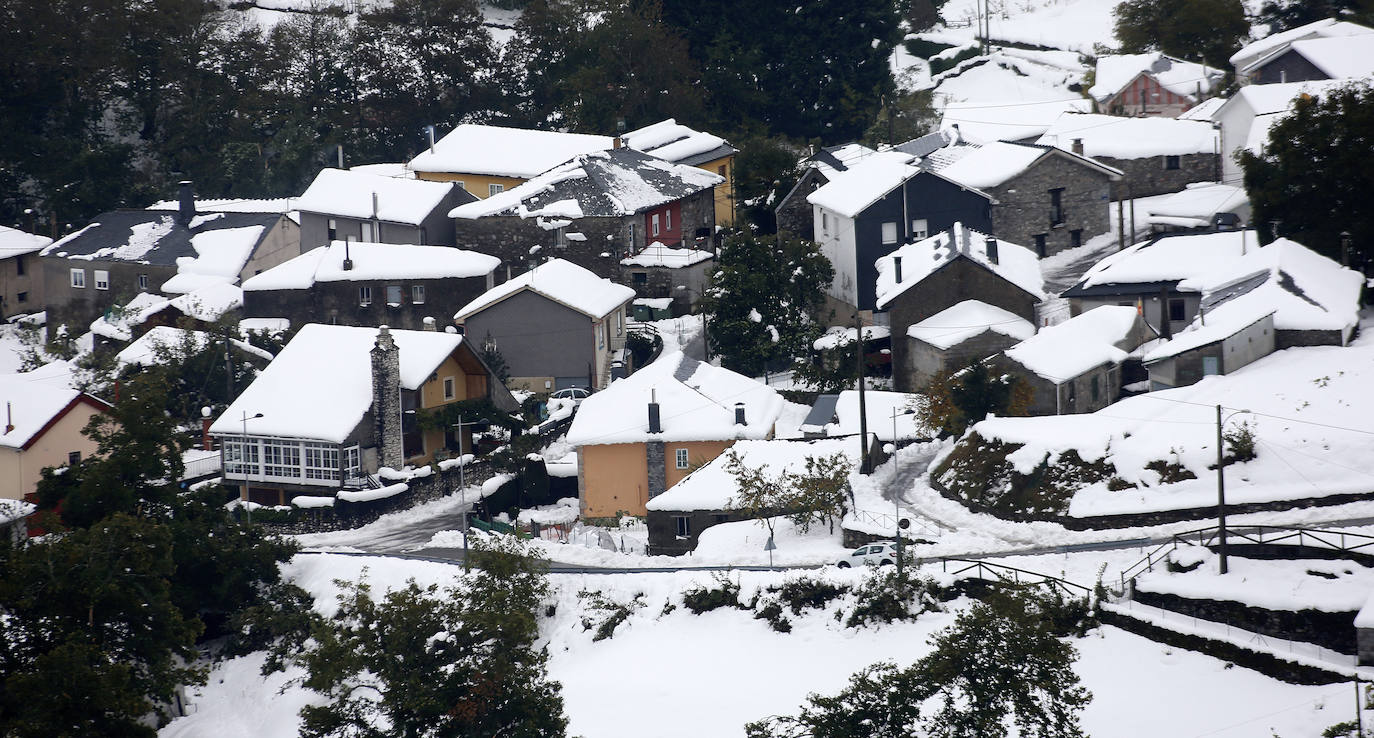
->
left=161, top=552, right=1359, bottom=738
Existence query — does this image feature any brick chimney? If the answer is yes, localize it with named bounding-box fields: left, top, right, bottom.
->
left=371, top=326, right=403, bottom=470
left=177, top=181, right=195, bottom=226
left=1071, top=138, right=1084, bottom=156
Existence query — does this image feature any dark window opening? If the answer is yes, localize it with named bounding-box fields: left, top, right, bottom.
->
left=15, top=256, right=23, bottom=276
left=1070, top=229, right=1083, bottom=249
left=675, top=516, right=690, bottom=536
left=1168, top=298, right=1186, bottom=322
left=1033, top=234, right=1047, bottom=257
left=68, top=451, right=81, bottom=466
left=1049, top=188, right=1065, bottom=226
left=1164, top=155, right=1181, bottom=170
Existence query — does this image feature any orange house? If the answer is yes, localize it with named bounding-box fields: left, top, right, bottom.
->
left=566, top=352, right=786, bottom=518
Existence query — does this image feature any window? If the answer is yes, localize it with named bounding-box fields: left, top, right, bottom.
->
left=224, top=438, right=260, bottom=477
left=67, top=451, right=81, bottom=466
left=1168, top=298, right=1186, bottom=322
left=1091, top=375, right=1100, bottom=403
left=652, top=213, right=661, bottom=237
left=359, top=286, right=372, bottom=306
left=327, top=218, right=338, bottom=241
left=675, top=448, right=689, bottom=469
left=70, top=268, right=85, bottom=288
left=881, top=221, right=898, bottom=244
left=15, top=291, right=26, bottom=303
left=345, top=445, right=361, bottom=476
left=443, top=377, right=456, bottom=400
left=665, top=209, right=672, bottom=231
left=361, top=222, right=375, bottom=242
left=911, top=218, right=928, bottom=239
left=454, top=180, right=466, bottom=192
left=386, top=285, right=402, bottom=306
left=1070, top=229, right=1082, bottom=249
left=303, top=442, right=340, bottom=481
left=412, top=285, right=425, bottom=304
left=14, top=255, right=23, bottom=276
left=94, top=270, right=109, bottom=290
left=1164, top=155, right=1181, bottom=170
left=1033, top=234, right=1047, bottom=257
left=717, top=164, right=727, bottom=177
left=1049, top=187, right=1065, bottom=226
left=632, top=271, right=648, bottom=286
left=597, top=321, right=605, bottom=349
left=488, top=183, right=504, bottom=197
left=675, top=516, right=691, bottom=537
left=138, top=274, right=149, bottom=291
left=628, top=222, right=636, bottom=250
left=615, top=309, right=623, bottom=336
left=822, top=212, right=830, bottom=235
left=262, top=439, right=301, bottom=479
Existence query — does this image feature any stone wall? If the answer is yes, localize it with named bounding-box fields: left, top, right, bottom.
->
left=987, top=155, right=1114, bottom=257
left=901, top=330, right=1022, bottom=393
left=244, top=273, right=493, bottom=331
left=775, top=169, right=827, bottom=241
left=1133, top=589, right=1357, bottom=655
left=1095, top=153, right=1219, bottom=200
left=1277, top=328, right=1347, bottom=350
left=453, top=214, right=630, bottom=282
left=370, top=327, right=403, bottom=469
left=646, top=508, right=751, bottom=556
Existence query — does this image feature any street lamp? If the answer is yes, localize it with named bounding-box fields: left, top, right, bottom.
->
left=1216, top=405, right=1251, bottom=575
left=675, top=284, right=708, bottom=361
left=240, top=412, right=263, bottom=524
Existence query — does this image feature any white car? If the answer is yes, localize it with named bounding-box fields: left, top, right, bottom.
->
left=837, top=541, right=900, bottom=567
left=550, top=387, right=591, bottom=404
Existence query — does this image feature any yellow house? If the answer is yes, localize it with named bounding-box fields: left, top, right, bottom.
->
left=566, top=352, right=785, bottom=518
left=408, top=121, right=738, bottom=226
left=0, top=369, right=110, bottom=502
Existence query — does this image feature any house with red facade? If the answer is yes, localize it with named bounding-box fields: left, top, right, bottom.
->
left=1089, top=53, right=1224, bottom=118
left=449, top=146, right=722, bottom=283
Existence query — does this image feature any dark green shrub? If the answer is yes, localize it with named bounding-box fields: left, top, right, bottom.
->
left=682, top=573, right=744, bottom=614
left=845, top=570, right=942, bottom=628
left=577, top=590, right=645, bottom=642
left=771, top=576, right=850, bottom=615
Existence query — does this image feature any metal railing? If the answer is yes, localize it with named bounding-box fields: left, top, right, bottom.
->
left=850, top=507, right=942, bottom=538
left=933, top=557, right=1093, bottom=597
left=1118, top=524, right=1374, bottom=590
left=180, top=454, right=221, bottom=481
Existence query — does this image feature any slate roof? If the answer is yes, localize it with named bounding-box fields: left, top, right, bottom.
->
left=40, top=210, right=280, bottom=268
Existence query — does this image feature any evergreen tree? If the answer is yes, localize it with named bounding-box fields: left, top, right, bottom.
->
left=1240, top=82, right=1374, bottom=269
left=1253, top=0, right=1374, bottom=35
left=1113, top=0, right=1249, bottom=68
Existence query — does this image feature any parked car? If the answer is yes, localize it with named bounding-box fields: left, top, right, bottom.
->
left=836, top=541, right=900, bottom=567
left=550, top=387, right=591, bottom=405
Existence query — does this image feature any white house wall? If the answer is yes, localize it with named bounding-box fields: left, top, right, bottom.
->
left=814, top=205, right=858, bottom=309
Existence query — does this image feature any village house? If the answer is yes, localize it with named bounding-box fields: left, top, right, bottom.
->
left=1144, top=183, right=1251, bottom=233
left=619, top=242, right=714, bottom=309
left=1230, top=18, right=1374, bottom=83
left=873, top=223, right=1046, bottom=392
left=993, top=306, right=1155, bottom=416
left=38, top=183, right=299, bottom=331
left=452, top=258, right=635, bottom=393
left=1237, top=34, right=1374, bottom=85
left=0, top=225, right=50, bottom=320
left=1036, top=112, right=1220, bottom=198
left=1088, top=53, right=1225, bottom=118
left=940, top=98, right=1092, bottom=144
left=211, top=324, right=517, bottom=506
left=242, top=241, right=499, bottom=332
left=113, top=325, right=271, bottom=373
left=88, top=282, right=245, bottom=349
left=774, top=142, right=882, bottom=240
left=294, top=168, right=472, bottom=251
left=800, top=390, right=931, bottom=445
left=644, top=436, right=858, bottom=555
left=1214, top=79, right=1347, bottom=185
left=407, top=123, right=614, bottom=196
left=0, top=366, right=111, bottom=501
left=1062, top=230, right=1263, bottom=338
left=904, top=300, right=1036, bottom=391
left=449, top=146, right=721, bottom=283
left=1144, top=236, right=1364, bottom=389
left=620, top=118, right=739, bottom=226
left=567, top=351, right=787, bottom=520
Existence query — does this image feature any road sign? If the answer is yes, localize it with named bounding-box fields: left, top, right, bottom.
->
left=764, top=536, right=776, bottom=551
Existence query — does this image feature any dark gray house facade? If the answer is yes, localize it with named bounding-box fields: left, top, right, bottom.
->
left=294, top=168, right=475, bottom=252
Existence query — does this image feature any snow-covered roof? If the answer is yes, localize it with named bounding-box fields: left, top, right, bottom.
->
left=1004, top=306, right=1141, bottom=382
left=41, top=211, right=278, bottom=268
left=0, top=225, right=51, bottom=259
left=294, top=169, right=458, bottom=225
left=243, top=241, right=499, bottom=291
left=940, top=98, right=1092, bottom=143
left=875, top=222, right=1045, bottom=310
left=348, top=162, right=413, bottom=179
left=407, top=124, right=613, bottom=178
left=920, top=139, right=1121, bottom=190
left=449, top=147, right=721, bottom=220
left=805, top=151, right=918, bottom=218
left=620, top=119, right=737, bottom=167
left=1144, top=183, right=1249, bottom=229
left=1067, top=231, right=1262, bottom=293
left=646, top=437, right=858, bottom=512
left=147, top=197, right=296, bottom=215
left=805, top=143, right=880, bottom=178
left=567, top=351, right=786, bottom=446
left=159, top=225, right=265, bottom=293
left=1036, top=113, right=1219, bottom=158
left=89, top=283, right=245, bottom=342
left=0, top=498, right=34, bottom=525
left=169, top=282, right=244, bottom=323
left=0, top=367, right=107, bottom=449
left=1230, top=18, right=1374, bottom=71
left=210, top=324, right=465, bottom=442
left=907, top=300, right=1036, bottom=349
left=1177, top=96, right=1227, bottom=122
left=812, top=325, right=890, bottom=352
left=453, top=258, right=634, bottom=322
left=1272, top=34, right=1374, bottom=79
left=825, top=390, right=932, bottom=442
left=1225, top=79, right=1347, bottom=118
left=1089, top=53, right=1223, bottom=103
left=620, top=242, right=713, bottom=269
left=116, top=325, right=271, bottom=368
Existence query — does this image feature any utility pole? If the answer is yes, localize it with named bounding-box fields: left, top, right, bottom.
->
left=855, top=311, right=870, bottom=474
left=225, top=324, right=235, bottom=402
left=1216, top=404, right=1228, bottom=575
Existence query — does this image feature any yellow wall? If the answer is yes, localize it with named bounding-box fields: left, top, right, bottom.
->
left=579, top=439, right=736, bottom=517
left=0, top=401, right=105, bottom=501
left=408, top=353, right=486, bottom=464
left=414, top=171, right=527, bottom=199
left=697, top=154, right=735, bottom=227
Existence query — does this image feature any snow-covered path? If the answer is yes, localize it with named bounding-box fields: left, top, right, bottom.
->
left=293, top=487, right=484, bottom=553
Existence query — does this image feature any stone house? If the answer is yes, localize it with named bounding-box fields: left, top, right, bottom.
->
left=873, top=224, right=1046, bottom=392
left=211, top=324, right=518, bottom=506
left=567, top=351, right=786, bottom=520
left=1036, top=113, right=1220, bottom=199
left=905, top=300, right=1036, bottom=392
left=644, top=436, right=857, bottom=555
left=1062, top=231, right=1263, bottom=338
left=1214, top=79, right=1346, bottom=186
left=294, top=168, right=472, bottom=251
left=38, top=184, right=299, bottom=331
left=619, top=242, right=714, bottom=310
left=0, top=225, right=50, bottom=320
left=918, top=139, right=1123, bottom=258
left=1088, top=53, right=1224, bottom=118
left=993, top=306, right=1155, bottom=415
left=449, top=146, right=722, bottom=284
left=0, top=367, right=111, bottom=502
left=1231, top=18, right=1374, bottom=83
left=408, top=123, right=614, bottom=197
left=242, top=241, right=499, bottom=332
left=453, top=258, right=635, bottom=393
left=1144, top=313, right=1276, bottom=391
left=1144, top=183, right=1251, bottom=234
left=621, top=118, right=739, bottom=227
left=774, top=142, right=880, bottom=240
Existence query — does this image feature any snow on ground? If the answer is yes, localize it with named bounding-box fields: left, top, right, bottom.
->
left=932, top=0, right=1122, bottom=54
left=1137, top=548, right=1374, bottom=613
left=163, top=552, right=1357, bottom=738
left=0, top=324, right=31, bottom=374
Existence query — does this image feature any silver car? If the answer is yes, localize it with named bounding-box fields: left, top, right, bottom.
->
left=837, top=541, right=899, bottom=567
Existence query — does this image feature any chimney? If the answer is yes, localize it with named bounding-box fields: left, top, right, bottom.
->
left=337, top=144, right=345, bottom=168
left=613, top=136, right=624, bottom=149
left=5, top=401, right=12, bottom=434
left=1158, top=285, right=1173, bottom=339
left=985, top=237, right=999, bottom=264
left=426, top=125, right=436, bottom=154
left=950, top=123, right=962, bottom=144
left=371, top=192, right=379, bottom=219
left=343, top=240, right=353, bottom=271
left=371, top=326, right=403, bottom=470
left=1071, top=138, right=1084, bottom=156
left=177, top=181, right=195, bottom=226
left=647, top=389, right=661, bottom=433
left=734, top=402, right=746, bottom=425
left=200, top=406, right=213, bottom=451
left=423, top=316, right=436, bottom=331
left=893, top=255, right=903, bottom=284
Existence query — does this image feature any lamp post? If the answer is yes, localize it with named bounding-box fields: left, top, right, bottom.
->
left=855, top=312, right=870, bottom=474
left=240, top=412, right=263, bottom=524
left=1216, top=405, right=1251, bottom=575
left=675, top=284, right=708, bottom=361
